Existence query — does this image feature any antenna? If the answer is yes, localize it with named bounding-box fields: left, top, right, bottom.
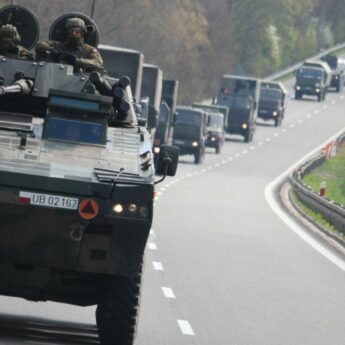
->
left=90, top=0, right=96, bottom=19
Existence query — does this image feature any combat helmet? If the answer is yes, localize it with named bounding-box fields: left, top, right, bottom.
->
left=0, top=24, right=21, bottom=44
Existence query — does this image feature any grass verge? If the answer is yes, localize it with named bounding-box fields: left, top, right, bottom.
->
left=290, top=191, right=345, bottom=242
left=302, top=144, right=345, bottom=206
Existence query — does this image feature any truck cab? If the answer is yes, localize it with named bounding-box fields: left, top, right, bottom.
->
left=294, top=60, right=332, bottom=101
left=258, top=81, right=288, bottom=127
left=216, top=75, right=260, bottom=143
left=173, top=107, right=207, bottom=164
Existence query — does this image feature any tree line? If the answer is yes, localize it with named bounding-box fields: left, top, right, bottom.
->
left=5, top=0, right=345, bottom=102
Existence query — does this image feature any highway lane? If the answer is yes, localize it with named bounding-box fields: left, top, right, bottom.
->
left=0, top=86, right=344, bottom=344
left=137, top=88, right=345, bottom=345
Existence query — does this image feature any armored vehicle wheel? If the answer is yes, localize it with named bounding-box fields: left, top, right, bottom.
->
left=295, top=91, right=302, bottom=100
left=96, top=268, right=142, bottom=345
left=215, top=144, right=221, bottom=154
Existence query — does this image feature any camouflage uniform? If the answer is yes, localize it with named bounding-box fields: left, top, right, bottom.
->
left=36, top=17, right=103, bottom=72
left=0, top=24, right=33, bottom=60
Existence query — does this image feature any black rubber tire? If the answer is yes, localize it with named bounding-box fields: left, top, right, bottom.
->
left=274, top=116, right=281, bottom=127
left=317, top=92, right=322, bottom=102
left=194, top=149, right=201, bottom=164
left=244, top=129, right=252, bottom=143
left=295, top=91, right=302, bottom=100
left=215, top=143, right=220, bottom=154
left=96, top=268, right=142, bottom=345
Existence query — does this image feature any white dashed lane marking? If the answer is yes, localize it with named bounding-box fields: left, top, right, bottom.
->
left=250, top=146, right=255, bottom=150
left=242, top=150, right=248, bottom=154
left=258, top=142, right=263, bottom=146
left=281, top=128, right=287, bottom=133
left=177, top=320, right=195, bottom=336
left=289, top=124, right=295, bottom=128
left=266, top=138, right=271, bottom=142
left=153, top=262, right=164, bottom=271
left=162, top=287, right=176, bottom=299
left=274, top=133, right=279, bottom=137
left=148, top=243, right=157, bottom=250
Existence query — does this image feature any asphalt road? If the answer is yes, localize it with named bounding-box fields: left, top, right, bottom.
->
left=0, top=84, right=345, bottom=345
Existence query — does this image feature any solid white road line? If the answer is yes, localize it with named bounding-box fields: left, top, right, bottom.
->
left=162, top=287, right=176, bottom=299
left=264, top=127, right=345, bottom=272
left=177, top=320, right=195, bottom=336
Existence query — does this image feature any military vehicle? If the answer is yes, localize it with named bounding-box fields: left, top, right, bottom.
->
left=258, top=81, right=288, bottom=127
left=173, top=107, right=208, bottom=164
left=98, top=44, right=144, bottom=102
left=0, top=5, right=179, bottom=345
left=215, top=75, right=260, bottom=143
left=140, top=63, right=163, bottom=134
left=321, top=54, right=345, bottom=92
left=191, top=104, right=228, bottom=154
left=154, top=79, right=179, bottom=154
left=294, top=60, right=332, bottom=101
left=205, top=112, right=224, bottom=153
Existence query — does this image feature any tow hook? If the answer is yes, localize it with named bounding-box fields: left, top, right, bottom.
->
left=70, top=223, right=86, bottom=242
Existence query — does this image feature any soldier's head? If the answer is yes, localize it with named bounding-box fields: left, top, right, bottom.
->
left=65, top=17, right=86, bottom=42
left=0, top=24, right=21, bottom=47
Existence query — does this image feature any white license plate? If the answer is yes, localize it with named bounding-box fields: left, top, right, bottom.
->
left=19, top=191, right=79, bottom=210
left=174, top=140, right=185, bottom=145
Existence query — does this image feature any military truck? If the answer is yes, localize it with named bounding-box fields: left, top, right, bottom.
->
left=140, top=63, right=163, bottom=134
left=215, top=75, right=260, bottom=143
left=173, top=107, right=208, bottom=164
left=191, top=104, right=228, bottom=153
left=153, top=79, right=179, bottom=155
left=98, top=44, right=144, bottom=102
left=321, top=54, right=345, bottom=92
left=294, top=60, right=332, bottom=101
left=258, top=81, right=288, bottom=127
left=0, top=6, right=179, bottom=345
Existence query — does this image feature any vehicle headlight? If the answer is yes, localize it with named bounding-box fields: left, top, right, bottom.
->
left=154, top=147, right=161, bottom=154
left=192, top=141, right=198, bottom=147
left=111, top=203, right=150, bottom=219
left=272, top=111, right=278, bottom=116
left=335, top=76, right=339, bottom=79
left=113, top=204, right=124, bottom=214
left=316, top=88, right=320, bottom=93
left=211, top=137, right=216, bottom=142
left=242, top=123, right=248, bottom=129
left=296, top=86, right=301, bottom=90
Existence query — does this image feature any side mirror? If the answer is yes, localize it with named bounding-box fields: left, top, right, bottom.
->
left=212, top=96, right=217, bottom=105
left=156, top=144, right=179, bottom=177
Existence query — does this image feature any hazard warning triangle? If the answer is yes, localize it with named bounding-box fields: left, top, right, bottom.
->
left=79, top=199, right=99, bottom=220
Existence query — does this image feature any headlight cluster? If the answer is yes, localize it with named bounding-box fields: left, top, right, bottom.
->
left=111, top=203, right=150, bottom=218
left=272, top=111, right=278, bottom=117
left=296, top=85, right=301, bottom=90
left=192, top=141, right=199, bottom=147
left=211, top=137, right=216, bottom=142
left=316, top=88, right=320, bottom=93
left=242, top=123, right=248, bottom=129
left=153, top=147, right=161, bottom=154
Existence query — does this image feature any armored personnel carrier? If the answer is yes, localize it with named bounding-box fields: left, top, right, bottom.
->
left=0, top=5, right=179, bottom=345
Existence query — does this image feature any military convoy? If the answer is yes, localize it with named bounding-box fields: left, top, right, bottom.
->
left=0, top=4, right=180, bottom=345
left=294, top=60, right=332, bottom=101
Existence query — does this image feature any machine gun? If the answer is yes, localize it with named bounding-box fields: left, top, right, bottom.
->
left=89, top=72, right=134, bottom=125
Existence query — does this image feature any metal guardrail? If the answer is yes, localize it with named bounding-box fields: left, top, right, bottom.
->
left=266, top=42, right=345, bottom=81
left=290, top=134, right=345, bottom=235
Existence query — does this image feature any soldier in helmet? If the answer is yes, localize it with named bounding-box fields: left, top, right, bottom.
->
left=36, top=17, right=103, bottom=72
left=0, top=24, right=33, bottom=60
